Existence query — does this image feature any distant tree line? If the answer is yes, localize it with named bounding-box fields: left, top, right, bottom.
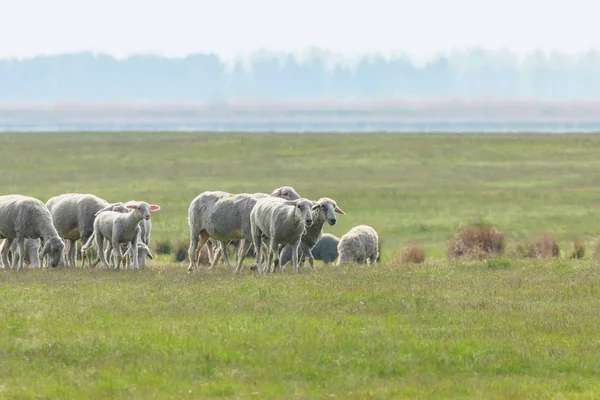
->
left=1, top=48, right=600, bottom=101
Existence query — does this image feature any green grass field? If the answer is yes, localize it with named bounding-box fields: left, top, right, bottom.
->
left=1, top=132, right=600, bottom=398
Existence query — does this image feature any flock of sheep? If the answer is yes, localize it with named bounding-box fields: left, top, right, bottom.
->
left=0, top=186, right=380, bottom=273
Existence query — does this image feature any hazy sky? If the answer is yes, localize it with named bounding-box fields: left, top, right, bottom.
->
left=2, top=0, right=599, bottom=60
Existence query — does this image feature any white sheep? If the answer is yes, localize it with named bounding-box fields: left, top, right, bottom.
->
left=81, top=201, right=160, bottom=270
left=187, top=186, right=301, bottom=274
left=277, top=197, right=345, bottom=271
left=45, top=193, right=127, bottom=268
left=0, top=238, right=41, bottom=269
left=250, top=197, right=315, bottom=274
left=336, top=225, right=379, bottom=265
left=0, top=194, right=65, bottom=271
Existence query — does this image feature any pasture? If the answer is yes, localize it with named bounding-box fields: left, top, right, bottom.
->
left=1, top=132, right=600, bottom=398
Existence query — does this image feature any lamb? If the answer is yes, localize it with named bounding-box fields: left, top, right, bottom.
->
left=0, top=194, right=65, bottom=271
left=250, top=197, right=315, bottom=274
left=0, top=238, right=41, bottom=269
left=81, top=201, right=160, bottom=270
left=277, top=198, right=345, bottom=271
left=187, top=186, right=301, bottom=273
left=336, top=225, right=379, bottom=265
left=45, top=193, right=128, bottom=268
left=87, top=201, right=154, bottom=269
left=280, top=232, right=341, bottom=267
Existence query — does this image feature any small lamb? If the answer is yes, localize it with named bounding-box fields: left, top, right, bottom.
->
left=81, top=201, right=160, bottom=270
left=0, top=194, right=65, bottom=270
left=336, top=225, right=379, bottom=265
left=250, top=197, right=314, bottom=274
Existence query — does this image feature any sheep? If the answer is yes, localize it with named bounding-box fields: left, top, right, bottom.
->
left=277, top=198, right=345, bottom=271
left=85, top=200, right=156, bottom=269
left=0, top=238, right=41, bottom=269
left=336, top=225, right=379, bottom=265
left=280, top=232, right=341, bottom=268
left=0, top=194, right=65, bottom=271
left=81, top=201, right=160, bottom=270
left=45, top=193, right=127, bottom=268
left=187, top=186, right=301, bottom=273
left=250, top=197, right=315, bottom=274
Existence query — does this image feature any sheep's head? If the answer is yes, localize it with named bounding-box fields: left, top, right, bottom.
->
left=311, top=197, right=345, bottom=226
left=285, top=198, right=314, bottom=227
left=125, top=202, right=161, bottom=221
left=270, top=186, right=301, bottom=201
left=40, top=236, right=65, bottom=268
left=138, top=242, right=154, bottom=267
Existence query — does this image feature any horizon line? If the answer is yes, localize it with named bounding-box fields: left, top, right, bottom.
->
left=2, top=46, right=600, bottom=63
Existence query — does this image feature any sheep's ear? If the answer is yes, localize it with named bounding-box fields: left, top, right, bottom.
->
left=125, top=204, right=136, bottom=210
left=269, top=188, right=282, bottom=197
left=311, top=203, right=321, bottom=210
left=334, top=205, right=345, bottom=215
left=149, top=205, right=161, bottom=211
left=283, top=200, right=297, bottom=206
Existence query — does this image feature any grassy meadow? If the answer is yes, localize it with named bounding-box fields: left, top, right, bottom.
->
left=1, top=131, right=600, bottom=398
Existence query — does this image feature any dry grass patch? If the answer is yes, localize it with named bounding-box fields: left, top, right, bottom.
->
left=397, top=243, right=426, bottom=265
left=516, top=233, right=560, bottom=259
left=447, top=223, right=505, bottom=260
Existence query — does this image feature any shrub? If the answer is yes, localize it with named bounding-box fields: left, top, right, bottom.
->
left=592, top=240, right=600, bottom=260
left=535, top=233, right=560, bottom=259
left=516, top=233, right=560, bottom=259
left=447, top=223, right=505, bottom=260
left=154, top=241, right=172, bottom=255
left=173, top=240, right=190, bottom=262
left=571, top=237, right=585, bottom=259
left=399, top=243, right=426, bottom=265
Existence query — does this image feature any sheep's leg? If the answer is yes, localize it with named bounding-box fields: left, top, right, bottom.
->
left=96, top=233, right=110, bottom=270
left=300, top=243, right=315, bottom=271
left=207, top=244, right=222, bottom=270
left=15, top=236, right=25, bottom=272
left=131, top=235, right=140, bottom=271
left=80, top=233, right=93, bottom=268
left=1, top=238, right=13, bottom=269
left=69, top=240, right=76, bottom=268
left=192, top=233, right=210, bottom=273
left=234, top=239, right=253, bottom=273
left=267, top=239, right=278, bottom=273
left=221, top=241, right=232, bottom=270
left=111, top=240, right=124, bottom=270
left=233, top=240, right=241, bottom=265
left=29, top=245, right=40, bottom=268
left=68, top=239, right=77, bottom=268
left=188, top=231, right=200, bottom=272
left=251, top=230, right=264, bottom=275
left=291, top=243, right=301, bottom=274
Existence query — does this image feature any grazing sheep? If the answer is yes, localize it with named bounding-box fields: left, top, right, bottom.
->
left=336, top=225, right=379, bottom=265
left=280, top=232, right=341, bottom=267
left=250, top=197, right=315, bottom=274
left=45, top=193, right=127, bottom=268
left=278, top=198, right=345, bottom=271
left=81, top=201, right=160, bottom=270
left=187, top=186, right=301, bottom=273
left=0, top=238, right=41, bottom=269
left=0, top=194, right=65, bottom=271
